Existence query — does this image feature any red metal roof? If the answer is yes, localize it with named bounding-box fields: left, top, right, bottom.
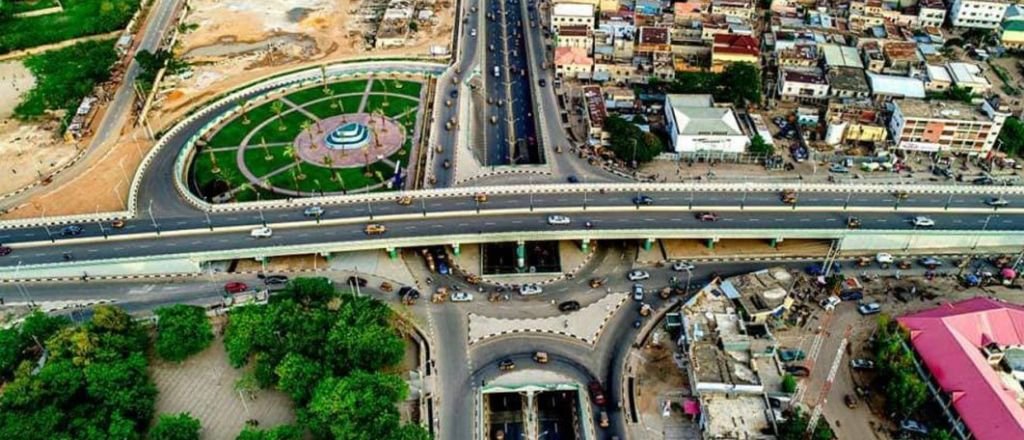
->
left=712, top=34, right=760, bottom=57
left=897, top=298, right=1024, bottom=440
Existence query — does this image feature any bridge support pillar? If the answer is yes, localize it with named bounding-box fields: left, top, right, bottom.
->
left=387, top=247, right=398, bottom=260
left=770, top=238, right=783, bottom=248
left=643, top=238, right=655, bottom=251
left=580, top=239, right=590, bottom=252
left=516, top=241, right=526, bottom=270
left=451, top=243, right=461, bottom=256
left=706, top=237, right=719, bottom=249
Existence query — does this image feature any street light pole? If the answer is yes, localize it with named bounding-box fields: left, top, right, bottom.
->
left=148, top=200, right=160, bottom=235
left=205, top=210, right=213, bottom=231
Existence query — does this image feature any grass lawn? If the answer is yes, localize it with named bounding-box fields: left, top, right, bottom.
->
left=0, top=0, right=137, bottom=54
left=192, top=149, right=245, bottom=190
left=365, top=95, right=419, bottom=118
left=251, top=111, right=316, bottom=144
left=7, top=0, right=60, bottom=14
left=268, top=161, right=394, bottom=194
left=303, top=95, right=363, bottom=120
left=370, top=79, right=423, bottom=98
left=284, top=80, right=368, bottom=105
left=242, top=146, right=296, bottom=180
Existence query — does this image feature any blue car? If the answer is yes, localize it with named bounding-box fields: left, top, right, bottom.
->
left=437, top=261, right=450, bottom=275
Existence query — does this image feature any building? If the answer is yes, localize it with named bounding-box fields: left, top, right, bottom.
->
left=925, top=64, right=953, bottom=91
left=718, top=267, right=796, bottom=323
left=778, top=68, right=830, bottom=100
left=551, top=2, right=596, bottom=32
left=710, top=34, right=759, bottom=72
left=664, top=94, right=749, bottom=154
left=950, top=0, right=1010, bottom=29
left=1001, top=20, right=1024, bottom=49
left=888, top=98, right=1010, bottom=153
left=593, top=63, right=637, bottom=83
left=711, top=0, right=756, bottom=19
left=821, top=43, right=865, bottom=70
left=897, top=298, right=1024, bottom=440
left=825, top=101, right=888, bottom=146
left=828, top=67, right=871, bottom=98
left=556, top=25, right=594, bottom=54
left=866, top=73, right=926, bottom=99
left=582, top=85, right=608, bottom=145
left=554, top=46, right=594, bottom=79
left=881, top=41, right=923, bottom=75
left=777, top=44, right=817, bottom=67
left=947, top=62, right=993, bottom=94
left=918, top=0, right=948, bottom=27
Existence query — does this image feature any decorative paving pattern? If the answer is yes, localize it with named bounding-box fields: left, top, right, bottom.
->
left=290, top=113, right=406, bottom=168
left=467, top=293, right=628, bottom=345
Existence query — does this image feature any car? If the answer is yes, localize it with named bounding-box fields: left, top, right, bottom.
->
left=111, top=219, right=126, bottom=228
left=973, top=176, right=994, bottom=185
left=632, top=319, right=643, bottom=329
left=364, top=223, right=387, bottom=235
left=558, top=300, right=581, bottom=312
left=627, top=270, right=650, bottom=281
left=449, top=89, right=458, bottom=99
left=828, top=164, right=849, bottom=173
left=819, top=296, right=841, bottom=311
left=303, top=206, right=325, bottom=217
left=224, top=282, right=249, bottom=294
left=538, top=78, right=546, bottom=86
left=398, top=286, right=421, bottom=301
left=250, top=226, right=273, bottom=238
left=397, top=196, right=413, bottom=206
left=986, top=197, right=1009, bottom=207
left=263, top=275, right=289, bottom=285
left=784, top=365, right=811, bottom=377
left=347, top=276, right=369, bottom=287
left=599, top=411, right=609, bottom=428
left=919, top=257, right=943, bottom=267
left=840, top=290, right=863, bottom=302
left=850, top=359, right=875, bottom=370
left=451, top=291, right=474, bottom=302
left=671, top=261, right=695, bottom=272
left=0, top=246, right=11, bottom=257
left=470, top=28, right=477, bottom=37
left=632, top=195, right=654, bottom=205
left=499, top=359, right=516, bottom=371
left=60, top=225, right=84, bottom=237
left=847, top=217, right=862, bottom=229
left=893, top=191, right=910, bottom=200
left=858, top=302, right=881, bottom=315
left=588, top=381, right=607, bottom=406
left=437, top=261, right=451, bottom=275
left=474, top=192, right=488, bottom=203
left=911, top=216, right=935, bottom=227
left=632, top=283, right=644, bottom=301
left=547, top=215, right=571, bottom=225
left=442, top=159, right=451, bottom=169
left=567, top=175, right=579, bottom=183
left=696, top=212, right=719, bottom=222
left=778, top=348, right=806, bottom=362
left=844, top=394, right=857, bottom=409
left=533, top=351, right=549, bottom=363
left=900, top=420, right=929, bottom=435
left=875, top=252, right=894, bottom=264
left=519, top=283, right=543, bottom=295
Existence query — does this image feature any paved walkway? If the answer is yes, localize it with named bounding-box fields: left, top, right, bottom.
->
left=467, top=292, right=627, bottom=345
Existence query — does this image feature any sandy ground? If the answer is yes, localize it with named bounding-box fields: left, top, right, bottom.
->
left=0, top=60, right=82, bottom=199
left=150, top=323, right=295, bottom=439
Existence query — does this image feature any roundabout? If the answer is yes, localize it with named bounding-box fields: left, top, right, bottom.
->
left=187, top=76, right=426, bottom=202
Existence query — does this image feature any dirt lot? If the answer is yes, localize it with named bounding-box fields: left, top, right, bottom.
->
left=149, top=320, right=295, bottom=439
left=630, top=331, right=701, bottom=439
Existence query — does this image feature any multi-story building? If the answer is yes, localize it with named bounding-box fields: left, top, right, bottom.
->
left=712, top=0, right=756, bottom=19
left=888, top=98, right=1010, bottom=153
left=1002, top=20, right=1024, bottom=49
left=664, top=94, right=749, bottom=154
left=554, top=46, right=595, bottom=79
left=593, top=63, right=637, bottom=83
left=946, top=62, right=993, bottom=94
left=551, top=2, right=596, bottom=32
left=825, top=100, right=888, bottom=146
left=556, top=25, right=594, bottom=54
left=711, top=34, right=759, bottom=72
left=881, top=41, right=923, bottom=75
left=777, top=44, right=818, bottom=67
left=925, top=64, right=953, bottom=91
left=918, top=0, right=947, bottom=27
left=949, top=0, right=1010, bottom=29
left=582, top=85, right=609, bottom=145
left=827, top=67, right=871, bottom=98
left=778, top=68, right=830, bottom=100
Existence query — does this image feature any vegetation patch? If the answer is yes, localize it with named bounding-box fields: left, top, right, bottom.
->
left=0, top=0, right=138, bottom=54
left=154, top=305, right=214, bottom=363
left=13, top=38, right=117, bottom=122
left=371, top=79, right=423, bottom=98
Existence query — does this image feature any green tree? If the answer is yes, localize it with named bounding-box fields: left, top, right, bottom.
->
left=223, top=305, right=275, bottom=368
left=998, top=117, right=1024, bottom=157
left=749, top=134, right=773, bottom=156
left=307, top=371, right=408, bottom=440
left=717, top=62, right=762, bottom=106
left=83, top=352, right=157, bottom=422
left=605, top=115, right=664, bottom=165
left=275, top=353, right=324, bottom=404
left=149, top=413, right=202, bottom=440
left=14, top=39, right=118, bottom=121
left=885, top=370, right=928, bottom=419
left=154, top=304, right=214, bottom=362
left=326, top=321, right=405, bottom=374
left=236, top=424, right=305, bottom=440
left=0, top=328, right=22, bottom=377
left=928, top=429, right=956, bottom=440
left=781, top=373, right=797, bottom=394
left=777, top=408, right=833, bottom=440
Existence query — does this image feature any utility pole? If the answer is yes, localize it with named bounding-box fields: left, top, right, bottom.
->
left=148, top=199, right=160, bottom=235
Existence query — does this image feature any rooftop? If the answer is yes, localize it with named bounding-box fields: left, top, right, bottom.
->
left=700, top=394, right=773, bottom=440
left=947, top=62, right=992, bottom=87
left=554, top=46, right=594, bottom=66
left=582, top=85, right=607, bottom=128
left=552, top=2, right=594, bottom=17
left=828, top=66, right=870, bottom=92
left=898, top=298, right=1024, bottom=440
left=883, top=41, right=921, bottom=63
left=713, top=34, right=760, bottom=57
left=866, top=73, right=925, bottom=98
left=896, top=99, right=994, bottom=122
left=781, top=68, right=828, bottom=85
left=638, top=26, right=669, bottom=45
left=719, top=267, right=793, bottom=318
left=665, top=94, right=744, bottom=137
left=558, top=25, right=591, bottom=37
left=821, top=43, right=864, bottom=69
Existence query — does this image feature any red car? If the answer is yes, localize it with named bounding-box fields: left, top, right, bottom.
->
left=224, top=281, right=248, bottom=294
left=588, top=381, right=607, bottom=406
left=0, top=246, right=11, bottom=257
left=696, top=212, right=719, bottom=222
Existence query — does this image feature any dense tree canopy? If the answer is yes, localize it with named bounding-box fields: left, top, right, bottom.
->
left=665, top=63, right=762, bottom=107
left=154, top=304, right=214, bottom=362
left=222, top=277, right=428, bottom=439
left=605, top=115, right=665, bottom=165
left=999, top=117, right=1024, bottom=157
left=873, top=315, right=929, bottom=419
left=149, top=413, right=202, bottom=440
left=14, top=39, right=118, bottom=121
left=0, top=311, right=69, bottom=378
left=776, top=408, right=834, bottom=440
left=236, top=425, right=306, bottom=440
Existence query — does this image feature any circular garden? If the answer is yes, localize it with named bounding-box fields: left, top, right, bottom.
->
left=188, top=76, right=426, bottom=202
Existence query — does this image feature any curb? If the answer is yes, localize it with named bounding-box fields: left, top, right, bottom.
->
left=466, top=294, right=626, bottom=346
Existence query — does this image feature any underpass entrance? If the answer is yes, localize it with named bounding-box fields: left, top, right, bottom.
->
left=482, top=241, right=562, bottom=275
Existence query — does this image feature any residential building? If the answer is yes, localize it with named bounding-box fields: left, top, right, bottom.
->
left=674, top=0, right=710, bottom=23
left=897, top=298, right=1024, bottom=440
left=777, top=44, right=818, bottom=67
left=554, top=0, right=600, bottom=8
left=554, top=46, right=594, bottom=79
left=593, top=62, right=637, bottom=83
left=778, top=68, right=830, bottom=100
left=556, top=25, right=594, bottom=54
left=949, top=0, right=1010, bottom=29
left=861, top=41, right=886, bottom=73
left=598, top=0, right=619, bottom=11
left=946, top=62, right=993, bottom=94
left=888, top=98, right=1009, bottom=153
left=718, top=267, right=796, bottom=323
left=881, top=41, right=923, bottom=75
left=603, top=87, right=637, bottom=110
left=710, top=34, right=759, bottom=72
left=636, top=27, right=674, bottom=81
left=918, top=0, right=947, bottom=27
left=828, top=67, right=871, bottom=98
left=825, top=101, right=888, bottom=146
left=867, top=72, right=926, bottom=99
left=551, top=2, right=596, bottom=32
left=712, top=0, right=756, bottom=19
left=664, top=94, right=749, bottom=154
left=821, top=43, right=865, bottom=70
left=700, top=14, right=753, bottom=41
left=925, top=64, right=953, bottom=91
left=1002, top=20, right=1024, bottom=49
left=582, top=85, right=608, bottom=145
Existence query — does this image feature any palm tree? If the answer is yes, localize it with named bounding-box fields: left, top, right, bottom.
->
left=241, top=101, right=251, bottom=125
left=321, top=64, right=329, bottom=92
left=300, top=120, right=315, bottom=150
left=259, top=135, right=273, bottom=161
left=362, top=145, right=372, bottom=177
left=207, top=147, right=221, bottom=174
left=372, top=121, right=383, bottom=151
left=271, top=101, right=286, bottom=131
left=262, top=178, right=274, bottom=195
left=283, top=146, right=306, bottom=182
left=328, top=88, right=338, bottom=109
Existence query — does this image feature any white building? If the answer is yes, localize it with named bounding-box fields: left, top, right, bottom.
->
left=889, top=98, right=1009, bottom=153
left=551, top=2, right=596, bottom=32
left=918, top=0, right=948, bottom=27
left=664, top=94, right=749, bottom=154
left=949, top=0, right=1010, bottom=29
left=777, top=68, right=830, bottom=100
left=947, top=62, right=993, bottom=94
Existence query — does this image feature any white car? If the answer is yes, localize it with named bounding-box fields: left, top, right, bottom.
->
left=632, top=283, right=644, bottom=301
left=250, top=226, right=273, bottom=238
left=470, top=28, right=477, bottom=37
left=519, top=284, right=543, bottom=296
left=986, top=197, right=1009, bottom=207
left=627, top=270, right=650, bottom=281
left=819, top=295, right=841, bottom=311
left=875, top=253, right=894, bottom=264
left=671, top=261, right=695, bottom=272
left=911, top=216, right=935, bottom=227
left=546, top=215, right=571, bottom=225
left=451, top=291, right=474, bottom=302
left=303, top=206, right=324, bottom=217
